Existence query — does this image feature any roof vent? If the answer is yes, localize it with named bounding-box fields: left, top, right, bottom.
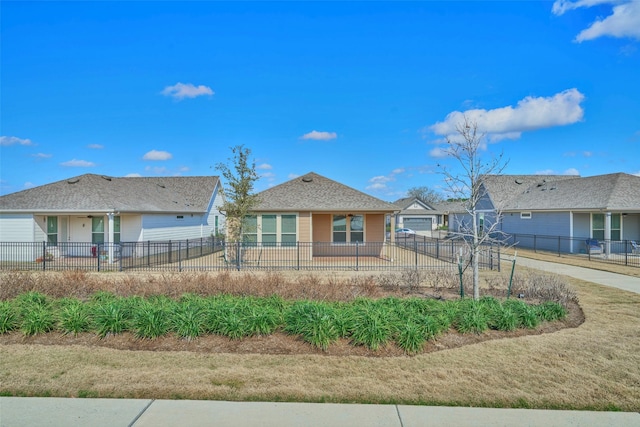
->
left=101, top=175, right=112, bottom=181
left=67, top=178, right=79, bottom=184
left=514, top=178, right=523, bottom=185
left=302, top=176, right=313, bottom=183
left=157, top=183, right=166, bottom=188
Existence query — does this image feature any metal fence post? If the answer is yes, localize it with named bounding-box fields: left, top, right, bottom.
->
left=42, top=241, right=46, bottom=271
left=297, top=241, right=300, bottom=271
left=236, top=240, right=241, bottom=271
left=178, top=240, right=182, bottom=272
left=355, top=241, right=359, bottom=271
left=185, top=239, right=189, bottom=261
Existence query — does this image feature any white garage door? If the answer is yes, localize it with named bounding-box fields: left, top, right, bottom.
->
left=404, top=218, right=432, bottom=231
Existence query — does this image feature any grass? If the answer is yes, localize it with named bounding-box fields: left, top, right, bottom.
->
left=0, top=268, right=638, bottom=411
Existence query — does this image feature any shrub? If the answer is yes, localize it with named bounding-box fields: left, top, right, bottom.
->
left=92, top=298, right=130, bottom=337
left=21, top=304, right=55, bottom=335
left=455, top=300, right=489, bottom=334
left=132, top=300, right=170, bottom=339
left=0, top=300, right=18, bottom=334
left=284, top=301, right=340, bottom=350
left=56, top=298, right=91, bottom=335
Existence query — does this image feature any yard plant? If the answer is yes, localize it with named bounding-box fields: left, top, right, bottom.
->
left=0, top=290, right=566, bottom=354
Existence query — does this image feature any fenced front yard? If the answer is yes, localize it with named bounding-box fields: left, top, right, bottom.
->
left=0, top=239, right=500, bottom=272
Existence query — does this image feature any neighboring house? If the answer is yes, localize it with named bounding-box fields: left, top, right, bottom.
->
left=393, top=197, right=443, bottom=233
left=447, top=173, right=640, bottom=253
left=0, top=173, right=225, bottom=259
left=250, top=172, right=399, bottom=257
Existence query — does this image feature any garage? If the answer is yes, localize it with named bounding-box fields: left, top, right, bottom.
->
left=403, top=217, right=432, bottom=232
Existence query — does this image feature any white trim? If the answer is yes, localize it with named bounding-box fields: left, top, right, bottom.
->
left=520, top=212, right=532, bottom=219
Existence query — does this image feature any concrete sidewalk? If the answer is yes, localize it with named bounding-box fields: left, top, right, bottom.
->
left=515, top=257, right=640, bottom=294
left=1, top=398, right=639, bottom=427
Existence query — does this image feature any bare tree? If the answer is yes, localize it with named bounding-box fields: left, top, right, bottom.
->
left=439, top=116, right=508, bottom=300
left=406, top=186, right=444, bottom=205
left=216, top=145, right=260, bottom=243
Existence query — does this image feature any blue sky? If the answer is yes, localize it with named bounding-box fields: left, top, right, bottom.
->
left=1, top=1, right=639, bottom=200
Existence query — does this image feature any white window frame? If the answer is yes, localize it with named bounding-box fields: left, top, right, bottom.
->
left=520, top=212, right=532, bottom=219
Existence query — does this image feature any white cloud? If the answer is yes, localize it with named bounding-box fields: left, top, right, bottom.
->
left=429, top=89, right=585, bottom=142
left=31, top=153, right=52, bottom=159
left=257, top=163, right=273, bottom=170
left=429, top=147, right=450, bottom=159
left=288, top=173, right=300, bottom=180
left=391, top=168, right=405, bottom=175
left=365, top=175, right=395, bottom=192
left=564, top=168, right=581, bottom=175
left=60, top=159, right=95, bottom=167
left=552, top=1, right=640, bottom=42
left=125, top=173, right=142, bottom=177
left=301, top=130, right=337, bottom=141
left=161, top=82, right=214, bottom=100
left=632, top=171, right=640, bottom=177
left=88, top=144, right=104, bottom=149
left=143, top=150, right=173, bottom=161
left=0, top=136, right=33, bottom=146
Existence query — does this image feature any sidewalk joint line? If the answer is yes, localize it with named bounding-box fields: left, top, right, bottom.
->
left=129, top=398, right=155, bottom=427
left=395, top=404, right=405, bottom=427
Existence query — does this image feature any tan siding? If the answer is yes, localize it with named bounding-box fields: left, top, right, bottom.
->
left=298, top=212, right=311, bottom=241
left=366, top=214, right=385, bottom=242
left=312, top=214, right=332, bottom=242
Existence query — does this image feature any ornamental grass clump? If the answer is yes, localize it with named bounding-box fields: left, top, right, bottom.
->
left=535, top=301, right=567, bottom=322
left=16, top=291, right=55, bottom=336
left=0, top=300, right=19, bottom=334
left=56, top=298, right=91, bottom=336
left=503, top=299, right=540, bottom=329
left=171, top=295, right=208, bottom=339
left=131, top=299, right=171, bottom=339
left=345, top=298, right=395, bottom=350
left=92, top=296, right=131, bottom=337
left=284, top=301, right=341, bottom=350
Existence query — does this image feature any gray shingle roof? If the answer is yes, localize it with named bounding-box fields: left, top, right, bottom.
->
left=0, top=174, right=219, bottom=213
left=393, top=197, right=438, bottom=214
left=255, top=172, right=399, bottom=212
left=481, top=174, right=577, bottom=209
left=503, top=173, right=640, bottom=211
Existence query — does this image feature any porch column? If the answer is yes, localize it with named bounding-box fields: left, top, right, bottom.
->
left=604, top=211, right=611, bottom=257
left=107, top=212, right=115, bottom=264
left=569, top=211, right=574, bottom=253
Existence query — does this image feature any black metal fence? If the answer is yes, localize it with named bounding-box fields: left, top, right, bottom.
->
left=505, top=233, right=640, bottom=268
left=0, top=238, right=501, bottom=272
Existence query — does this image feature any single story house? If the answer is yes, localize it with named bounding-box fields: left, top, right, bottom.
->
left=0, top=173, right=225, bottom=260
left=448, top=172, right=640, bottom=254
left=250, top=172, right=399, bottom=258
left=393, top=197, right=444, bottom=234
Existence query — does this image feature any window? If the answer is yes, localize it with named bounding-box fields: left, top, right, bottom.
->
left=520, top=212, right=532, bottom=219
left=611, top=214, right=621, bottom=241
left=92, top=217, right=104, bottom=244
left=350, top=215, right=364, bottom=242
left=47, top=217, right=58, bottom=246
left=113, top=216, right=121, bottom=244
left=333, top=215, right=347, bottom=243
left=243, top=215, right=258, bottom=244
left=281, top=215, right=297, bottom=246
left=261, top=215, right=277, bottom=246
left=333, top=214, right=364, bottom=243
left=592, top=213, right=621, bottom=241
